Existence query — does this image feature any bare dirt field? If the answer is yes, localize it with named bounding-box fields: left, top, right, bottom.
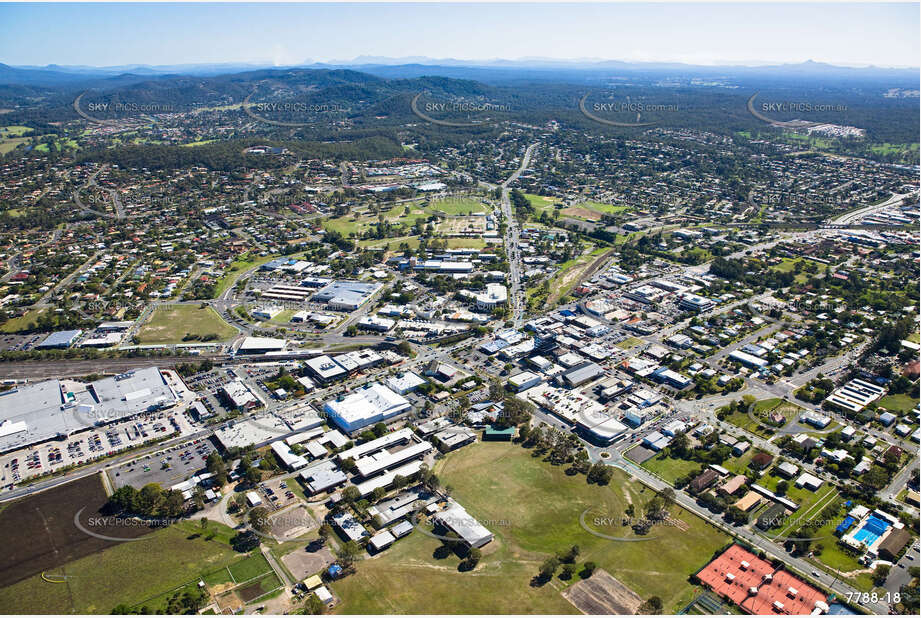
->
left=560, top=207, right=602, bottom=221
left=281, top=544, right=335, bottom=580
left=435, top=215, right=486, bottom=236
left=562, top=568, right=644, bottom=614
left=0, top=473, right=152, bottom=588
left=268, top=505, right=316, bottom=540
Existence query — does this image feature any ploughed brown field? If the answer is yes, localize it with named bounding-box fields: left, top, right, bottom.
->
left=0, top=474, right=153, bottom=588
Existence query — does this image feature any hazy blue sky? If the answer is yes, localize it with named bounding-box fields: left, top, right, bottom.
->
left=1, top=2, right=918, bottom=68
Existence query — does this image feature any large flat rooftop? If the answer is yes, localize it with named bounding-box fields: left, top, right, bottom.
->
left=0, top=367, right=178, bottom=453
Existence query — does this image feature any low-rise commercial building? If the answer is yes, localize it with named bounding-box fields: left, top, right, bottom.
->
left=324, top=383, right=412, bottom=433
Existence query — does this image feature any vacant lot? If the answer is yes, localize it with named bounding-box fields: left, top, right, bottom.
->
left=545, top=247, right=611, bottom=306
left=524, top=193, right=561, bottom=215
left=435, top=214, right=487, bottom=235
left=560, top=206, right=603, bottom=221
left=878, top=393, right=919, bottom=414
left=228, top=553, right=272, bottom=583
left=282, top=544, right=335, bottom=581
left=331, top=526, right=576, bottom=614
left=562, top=569, right=643, bottom=614
left=427, top=197, right=487, bottom=215
left=641, top=452, right=702, bottom=483
left=329, top=441, right=727, bottom=613
left=357, top=234, right=487, bottom=252
left=0, top=515, right=240, bottom=613
left=437, top=442, right=727, bottom=611
left=136, top=304, right=237, bottom=344
left=0, top=308, right=53, bottom=333
left=212, top=252, right=280, bottom=298
left=0, top=474, right=152, bottom=590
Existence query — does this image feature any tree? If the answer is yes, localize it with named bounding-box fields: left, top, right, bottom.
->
left=231, top=530, right=260, bottom=552
left=659, top=487, right=676, bottom=510
left=249, top=507, right=270, bottom=533
left=318, top=523, right=333, bottom=543
left=304, top=593, right=326, bottom=615
left=670, top=432, right=690, bottom=457
left=873, top=564, right=891, bottom=586
left=539, top=556, right=560, bottom=579
left=245, top=467, right=261, bottom=486
left=206, top=451, right=228, bottom=485
left=338, top=540, right=362, bottom=568
left=776, top=480, right=789, bottom=496
left=419, top=464, right=440, bottom=492
left=339, top=483, right=361, bottom=503
left=638, top=596, right=664, bottom=614
left=587, top=462, right=613, bottom=485
left=560, top=545, right=580, bottom=564
left=138, top=483, right=163, bottom=513
left=581, top=561, right=597, bottom=577
left=462, top=546, right=482, bottom=570
left=560, top=563, right=575, bottom=580
left=371, top=486, right=387, bottom=503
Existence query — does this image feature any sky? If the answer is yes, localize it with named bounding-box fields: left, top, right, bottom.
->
left=0, top=2, right=918, bottom=68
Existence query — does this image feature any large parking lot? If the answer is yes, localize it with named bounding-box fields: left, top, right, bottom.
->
left=109, top=437, right=218, bottom=489
left=0, top=406, right=202, bottom=492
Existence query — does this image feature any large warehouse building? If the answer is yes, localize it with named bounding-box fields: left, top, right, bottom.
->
left=0, top=367, right=179, bottom=453
left=323, top=382, right=412, bottom=433
left=313, top=280, right=382, bottom=311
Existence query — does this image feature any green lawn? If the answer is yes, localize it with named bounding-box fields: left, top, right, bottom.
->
left=878, top=393, right=919, bottom=414
left=0, top=523, right=241, bottom=614
left=212, top=252, right=280, bottom=298
left=136, top=304, right=237, bottom=344
left=724, top=398, right=806, bottom=439
left=426, top=196, right=488, bottom=215
left=616, top=336, right=643, bottom=350
left=0, top=307, right=52, bottom=333
left=581, top=201, right=629, bottom=215
left=268, top=309, right=298, bottom=324
left=227, top=553, right=273, bottom=583
left=769, top=258, right=811, bottom=283
left=334, top=442, right=727, bottom=613
left=0, top=138, right=29, bottom=154
left=640, top=452, right=702, bottom=484
left=0, top=125, right=32, bottom=136
left=720, top=451, right=756, bottom=476
left=525, top=193, right=562, bottom=215
left=0, top=125, right=32, bottom=154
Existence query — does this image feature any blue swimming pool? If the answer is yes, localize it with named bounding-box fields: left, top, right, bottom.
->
left=852, top=515, right=890, bottom=546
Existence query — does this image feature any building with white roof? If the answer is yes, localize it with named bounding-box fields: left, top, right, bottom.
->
left=305, top=355, right=348, bottom=383
left=474, top=283, right=508, bottom=310
left=271, top=440, right=308, bottom=470
left=237, top=336, right=286, bottom=354
left=385, top=371, right=427, bottom=395
left=324, top=383, right=412, bottom=433
left=824, top=378, right=886, bottom=414
left=221, top=380, right=260, bottom=410
left=433, top=500, right=493, bottom=548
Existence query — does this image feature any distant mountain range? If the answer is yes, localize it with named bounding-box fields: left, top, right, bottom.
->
left=1, top=58, right=918, bottom=87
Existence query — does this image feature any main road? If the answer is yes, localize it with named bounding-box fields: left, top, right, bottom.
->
left=499, top=143, right=538, bottom=329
